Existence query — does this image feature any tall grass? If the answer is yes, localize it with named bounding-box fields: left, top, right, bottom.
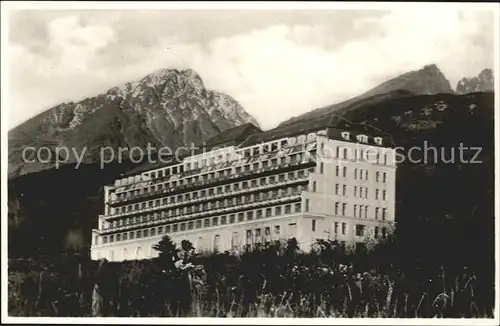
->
left=7, top=237, right=494, bottom=318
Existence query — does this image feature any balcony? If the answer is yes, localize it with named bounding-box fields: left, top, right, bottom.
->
left=96, top=191, right=303, bottom=235
left=108, top=156, right=316, bottom=206
left=110, top=140, right=317, bottom=194
left=103, top=172, right=310, bottom=220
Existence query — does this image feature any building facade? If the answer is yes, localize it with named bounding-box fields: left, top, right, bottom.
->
left=91, top=126, right=397, bottom=262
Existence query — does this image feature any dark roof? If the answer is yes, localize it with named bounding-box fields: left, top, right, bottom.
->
left=240, top=112, right=395, bottom=147
left=202, top=122, right=262, bottom=148
left=120, top=158, right=182, bottom=178
left=240, top=112, right=336, bottom=146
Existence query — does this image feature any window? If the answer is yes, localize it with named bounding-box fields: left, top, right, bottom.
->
left=342, top=222, right=346, bottom=235
left=151, top=228, right=156, bottom=236
left=136, top=230, right=142, bottom=238
left=255, top=228, right=262, bottom=243
left=335, top=184, right=340, bottom=195
left=247, top=211, right=254, bottom=220
left=130, top=232, right=135, bottom=239
left=383, top=173, right=387, bottom=183
left=103, top=236, right=108, bottom=244
left=158, top=226, right=163, bottom=234
left=376, top=189, right=379, bottom=200
left=214, top=234, right=221, bottom=252
left=221, top=216, right=227, bottom=225
left=383, top=190, right=387, bottom=201
left=335, top=166, right=340, bottom=176
left=266, top=208, right=272, bottom=217
left=375, top=207, right=380, bottom=219
left=275, top=206, right=282, bottom=216
left=212, top=217, right=219, bottom=226
left=376, top=171, right=380, bottom=182
left=357, top=134, right=368, bottom=143
left=204, top=219, right=210, bottom=227
left=364, top=188, right=368, bottom=199
left=355, top=224, right=365, bottom=237
left=374, top=226, right=379, bottom=238
left=382, top=208, right=388, bottom=220
left=354, top=169, right=358, bottom=179
left=165, top=225, right=171, bottom=233
left=238, top=212, right=245, bottom=222
left=123, top=233, right=128, bottom=241
left=342, top=203, right=347, bottom=216
left=334, top=222, right=339, bottom=234
left=354, top=204, right=358, bottom=217
left=229, top=214, right=235, bottom=223
left=343, top=148, right=348, bottom=159
left=285, top=204, right=291, bottom=214
left=359, top=205, right=363, bottom=218
left=295, top=202, right=302, bottom=212
left=354, top=186, right=357, bottom=197
left=312, top=219, right=317, bottom=232
left=382, top=227, right=387, bottom=238
left=274, top=225, right=280, bottom=236
left=365, top=170, right=369, bottom=180
left=342, top=166, right=347, bottom=177
left=196, top=220, right=202, bottom=228
left=320, top=163, right=324, bottom=174
left=342, top=185, right=346, bottom=196
left=264, top=227, right=271, bottom=241
left=305, top=199, right=309, bottom=212
left=312, top=181, right=317, bottom=192
left=335, top=202, right=340, bottom=215
left=364, top=205, right=368, bottom=218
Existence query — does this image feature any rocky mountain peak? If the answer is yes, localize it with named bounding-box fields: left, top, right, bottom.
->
left=455, top=68, right=494, bottom=94
left=359, top=64, right=454, bottom=99
left=8, top=68, right=259, bottom=177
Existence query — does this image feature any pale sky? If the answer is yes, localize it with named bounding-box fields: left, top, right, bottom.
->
left=5, top=5, right=496, bottom=130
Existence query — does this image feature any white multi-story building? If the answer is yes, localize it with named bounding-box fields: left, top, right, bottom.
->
left=91, top=120, right=397, bottom=261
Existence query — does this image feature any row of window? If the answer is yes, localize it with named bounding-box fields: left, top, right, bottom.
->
left=353, top=186, right=369, bottom=199
left=107, top=186, right=305, bottom=230
left=353, top=168, right=369, bottom=180
left=329, top=145, right=391, bottom=164
left=334, top=166, right=388, bottom=183
left=328, top=221, right=388, bottom=238
left=104, top=188, right=304, bottom=230
left=354, top=224, right=388, bottom=238
left=333, top=202, right=389, bottom=220
left=309, top=182, right=387, bottom=202
left=99, top=202, right=303, bottom=243
left=112, top=155, right=313, bottom=201
left=110, top=168, right=312, bottom=215
left=115, top=138, right=293, bottom=187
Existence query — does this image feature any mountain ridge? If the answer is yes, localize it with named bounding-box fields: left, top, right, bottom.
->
left=455, top=68, right=494, bottom=94
left=279, top=64, right=493, bottom=127
left=8, top=68, right=259, bottom=178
